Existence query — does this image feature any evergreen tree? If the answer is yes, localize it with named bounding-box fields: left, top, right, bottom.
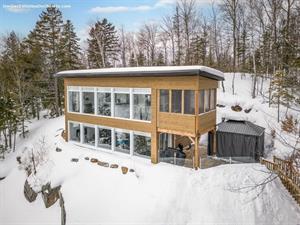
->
left=87, top=18, right=119, bottom=68
left=129, top=52, right=137, bottom=67
left=156, top=52, right=165, bottom=66
left=28, top=5, right=64, bottom=116
left=136, top=51, right=146, bottom=66
left=59, top=20, right=82, bottom=70
left=270, top=70, right=295, bottom=122
left=190, top=34, right=207, bottom=65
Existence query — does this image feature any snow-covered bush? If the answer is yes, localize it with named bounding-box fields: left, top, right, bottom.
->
left=19, top=137, right=50, bottom=176
left=18, top=137, right=54, bottom=192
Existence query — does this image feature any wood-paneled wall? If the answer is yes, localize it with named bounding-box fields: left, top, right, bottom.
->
left=63, top=74, right=219, bottom=168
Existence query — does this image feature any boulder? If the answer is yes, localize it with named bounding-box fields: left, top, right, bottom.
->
left=84, top=157, right=90, bottom=160
left=98, top=161, right=109, bottom=167
left=56, top=147, right=62, bottom=152
left=129, top=169, right=135, bottom=173
left=231, top=105, right=243, bottom=112
left=0, top=177, right=5, bottom=181
left=24, top=180, right=37, bottom=203
left=41, top=183, right=61, bottom=208
left=244, top=108, right=252, bottom=113
left=71, top=158, right=79, bottom=162
left=16, top=156, right=22, bottom=164
left=121, top=167, right=128, bottom=174
left=90, top=158, right=98, bottom=163
left=110, top=164, right=118, bottom=169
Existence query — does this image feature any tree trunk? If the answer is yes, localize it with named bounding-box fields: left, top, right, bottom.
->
left=54, top=77, right=60, bottom=117
left=221, top=81, right=225, bottom=93
left=13, top=130, right=16, bottom=152
left=277, top=96, right=280, bottom=123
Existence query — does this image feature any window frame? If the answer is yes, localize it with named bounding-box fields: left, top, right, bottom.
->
left=183, top=90, right=195, bottom=115
left=82, top=124, right=96, bottom=147
left=66, top=86, right=151, bottom=123
left=81, top=87, right=95, bottom=114
left=133, top=131, right=151, bottom=158
left=159, top=89, right=170, bottom=112
left=171, top=89, right=182, bottom=114
left=68, top=121, right=152, bottom=158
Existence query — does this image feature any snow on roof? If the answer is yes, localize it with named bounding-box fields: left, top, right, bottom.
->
left=55, top=66, right=224, bottom=81
left=217, top=120, right=265, bottom=136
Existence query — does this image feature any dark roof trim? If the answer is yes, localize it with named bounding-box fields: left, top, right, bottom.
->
left=55, top=67, right=225, bottom=81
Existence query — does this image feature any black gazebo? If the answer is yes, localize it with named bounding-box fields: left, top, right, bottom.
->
left=216, top=120, right=265, bottom=162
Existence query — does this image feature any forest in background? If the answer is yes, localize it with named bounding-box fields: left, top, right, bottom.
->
left=0, top=0, right=299, bottom=156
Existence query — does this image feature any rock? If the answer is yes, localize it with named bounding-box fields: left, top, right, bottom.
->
left=216, top=104, right=225, bottom=108
left=71, top=158, right=79, bottom=162
left=97, top=161, right=109, bottom=167
left=24, top=180, right=37, bottom=203
left=41, top=183, right=61, bottom=208
left=90, top=158, right=98, bottom=163
left=61, top=130, right=66, bottom=139
left=129, top=169, right=135, bottom=173
left=231, top=105, right=242, bottom=112
left=84, top=157, right=90, bottom=160
left=0, top=177, right=5, bottom=181
left=110, top=164, right=118, bottom=169
left=16, top=156, right=22, bottom=164
left=244, top=108, right=252, bottom=113
left=56, top=147, right=62, bottom=152
left=121, top=166, right=128, bottom=174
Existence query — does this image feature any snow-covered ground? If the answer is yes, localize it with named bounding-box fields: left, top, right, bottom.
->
left=0, top=73, right=300, bottom=225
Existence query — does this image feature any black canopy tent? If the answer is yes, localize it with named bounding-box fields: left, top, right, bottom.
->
left=216, top=120, right=265, bottom=162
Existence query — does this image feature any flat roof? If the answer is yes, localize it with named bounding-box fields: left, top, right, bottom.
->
left=55, top=66, right=224, bottom=81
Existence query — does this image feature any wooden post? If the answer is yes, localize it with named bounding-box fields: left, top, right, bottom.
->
left=151, top=88, right=158, bottom=164
left=64, top=80, right=68, bottom=141
left=194, top=135, right=200, bottom=169
left=151, top=132, right=159, bottom=164
left=213, top=128, right=217, bottom=155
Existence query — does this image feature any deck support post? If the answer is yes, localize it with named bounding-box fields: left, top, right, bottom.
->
left=213, top=128, right=217, bottom=155
left=194, top=135, right=200, bottom=169
left=151, top=132, right=159, bottom=164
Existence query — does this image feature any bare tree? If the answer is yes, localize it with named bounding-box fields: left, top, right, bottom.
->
left=221, top=0, right=241, bottom=95
left=120, top=26, right=126, bottom=67
left=138, top=23, right=159, bottom=66
left=161, top=15, right=176, bottom=65
left=177, top=0, right=198, bottom=65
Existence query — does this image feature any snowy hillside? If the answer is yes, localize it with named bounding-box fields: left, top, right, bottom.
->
left=218, top=73, right=300, bottom=159
left=0, top=73, right=299, bottom=225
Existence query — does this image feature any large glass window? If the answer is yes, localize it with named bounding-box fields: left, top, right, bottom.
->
left=68, top=91, right=80, bottom=113
left=133, top=94, right=151, bottom=121
left=98, top=127, right=111, bottom=150
left=171, top=90, right=182, bottom=113
left=199, top=90, right=205, bottom=114
left=115, top=130, right=130, bottom=154
left=160, top=89, right=169, bottom=112
left=204, top=89, right=210, bottom=112
left=210, top=89, right=216, bottom=110
left=69, top=122, right=81, bottom=142
left=184, top=90, right=195, bottom=114
left=97, top=92, right=111, bottom=116
left=134, top=134, right=151, bottom=158
left=82, top=92, right=94, bottom=114
left=115, top=93, right=130, bottom=118
left=83, top=125, right=95, bottom=146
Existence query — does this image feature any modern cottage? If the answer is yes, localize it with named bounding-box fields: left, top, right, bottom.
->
left=55, top=66, right=224, bottom=169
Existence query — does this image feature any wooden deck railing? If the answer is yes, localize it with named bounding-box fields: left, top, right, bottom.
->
left=260, top=156, right=300, bottom=206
